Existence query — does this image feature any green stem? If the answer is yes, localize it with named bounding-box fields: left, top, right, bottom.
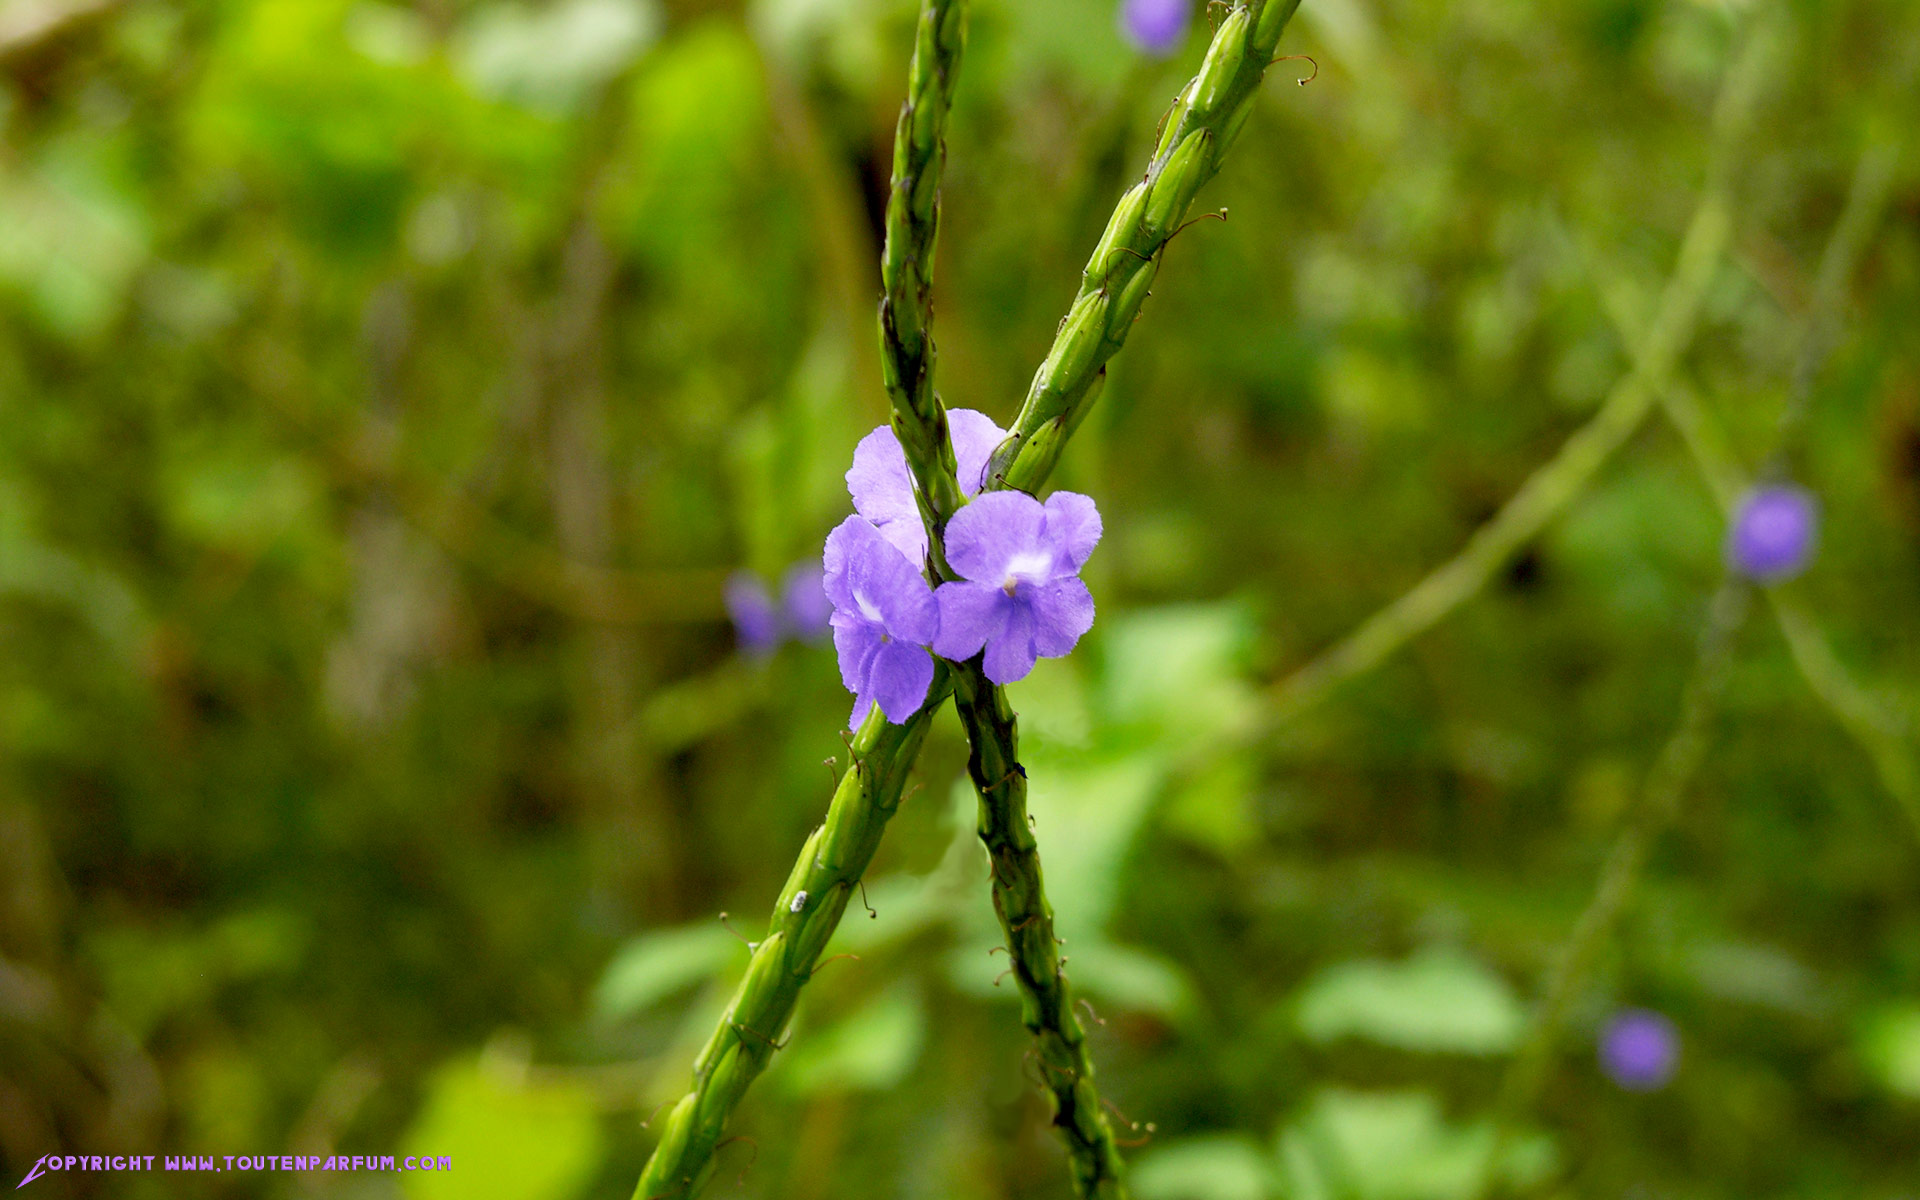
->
left=640, top=5, right=1312, bottom=1196
left=1250, top=11, right=1779, bottom=736
left=1482, top=578, right=1750, bottom=1198
left=1259, top=193, right=1728, bottom=733
left=1588, top=143, right=1920, bottom=844
left=953, top=662, right=1130, bottom=1197
left=639, top=4, right=974, bottom=1196
left=1477, top=54, right=1895, bottom=1200
left=987, top=0, right=1306, bottom=494
left=632, top=672, right=950, bottom=1200
left=880, top=0, right=970, bottom=576
left=942, top=5, right=1314, bottom=1192
left=875, top=3, right=1131, bottom=1190
left=1769, top=598, right=1920, bottom=839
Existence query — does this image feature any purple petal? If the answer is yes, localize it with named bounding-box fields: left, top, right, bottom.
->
left=1041, top=491, right=1102, bottom=573
left=982, top=603, right=1039, bottom=685
left=944, top=491, right=1049, bottom=585
left=821, top=516, right=873, bottom=612
left=949, top=409, right=1009, bottom=495
left=845, top=528, right=937, bottom=644
left=831, top=611, right=883, bottom=696
left=780, top=562, right=833, bottom=642
left=725, top=572, right=781, bottom=655
left=867, top=639, right=935, bottom=723
left=847, top=424, right=928, bottom=562
left=933, top=580, right=1014, bottom=661
left=1028, top=578, right=1095, bottom=658
left=850, top=691, right=874, bottom=729
left=825, top=515, right=937, bottom=643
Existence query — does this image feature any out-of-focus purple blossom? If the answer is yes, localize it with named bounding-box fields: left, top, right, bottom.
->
left=847, top=409, right=1008, bottom=564
left=823, top=516, right=939, bottom=726
left=932, top=491, right=1101, bottom=685
left=1119, top=0, right=1190, bottom=57
left=780, top=562, right=833, bottom=643
left=1599, top=1008, right=1679, bottom=1092
left=725, top=571, right=783, bottom=656
left=1727, top=484, right=1818, bottom=582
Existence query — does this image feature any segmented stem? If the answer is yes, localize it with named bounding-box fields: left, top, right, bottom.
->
left=631, top=674, right=949, bottom=1200
left=875, top=2, right=1132, bottom=1190
left=881, top=0, right=969, bottom=575
left=638, top=5, right=1309, bottom=1196
left=938, top=4, right=1311, bottom=1191
left=953, top=664, right=1129, bottom=1196
left=639, top=5, right=977, bottom=1197
left=936, top=4, right=1310, bottom=1191
left=986, top=0, right=1305, bottom=493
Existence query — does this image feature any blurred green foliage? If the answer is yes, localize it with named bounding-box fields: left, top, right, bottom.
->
left=2, top=0, right=1919, bottom=1197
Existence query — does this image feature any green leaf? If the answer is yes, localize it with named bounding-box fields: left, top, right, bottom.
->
left=1099, top=604, right=1258, bottom=750
left=593, top=923, right=740, bottom=1021
left=605, top=21, right=768, bottom=267
left=1066, top=939, right=1196, bottom=1022
left=1006, top=654, right=1095, bottom=752
left=1019, top=751, right=1164, bottom=938
left=1276, top=1089, right=1554, bottom=1200
left=454, top=0, right=663, bottom=112
left=1858, top=1003, right=1920, bottom=1099
left=993, top=0, right=1133, bottom=93
left=0, top=136, right=148, bottom=340
left=1687, top=941, right=1822, bottom=1014
left=1295, top=947, right=1524, bottom=1055
left=1131, top=1133, right=1274, bottom=1200
left=1160, top=754, right=1260, bottom=857
left=161, top=446, right=322, bottom=554
left=780, top=985, right=926, bottom=1095
left=85, top=909, right=308, bottom=1039
left=401, top=1057, right=602, bottom=1200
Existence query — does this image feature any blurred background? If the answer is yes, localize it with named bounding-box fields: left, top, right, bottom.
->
left=3, top=0, right=1919, bottom=1196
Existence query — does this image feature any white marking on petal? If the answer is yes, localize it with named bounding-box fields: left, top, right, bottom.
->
left=1002, top=550, right=1054, bottom=589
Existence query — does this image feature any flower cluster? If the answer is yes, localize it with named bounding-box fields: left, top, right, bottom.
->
left=823, top=410, right=1103, bottom=725
left=726, top=564, right=833, bottom=655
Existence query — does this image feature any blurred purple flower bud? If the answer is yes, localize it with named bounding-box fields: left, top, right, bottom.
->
left=725, top=571, right=781, bottom=656
left=1599, top=1008, right=1679, bottom=1092
left=1727, top=484, right=1818, bottom=582
left=781, top=562, right=833, bottom=643
left=1119, top=0, right=1190, bottom=57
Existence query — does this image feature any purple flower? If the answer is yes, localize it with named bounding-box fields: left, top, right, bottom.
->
left=1727, top=484, right=1818, bottom=582
left=932, top=491, right=1101, bottom=685
left=725, top=571, right=782, bottom=655
left=1598, top=1009, right=1679, bottom=1092
left=1119, top=0, right=1190, bottom=57
left=847, top=409, right=1009, bottom=564
left=823, top=516, right=939, bottom=726
left=781, top=562, right=833, bottom=643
